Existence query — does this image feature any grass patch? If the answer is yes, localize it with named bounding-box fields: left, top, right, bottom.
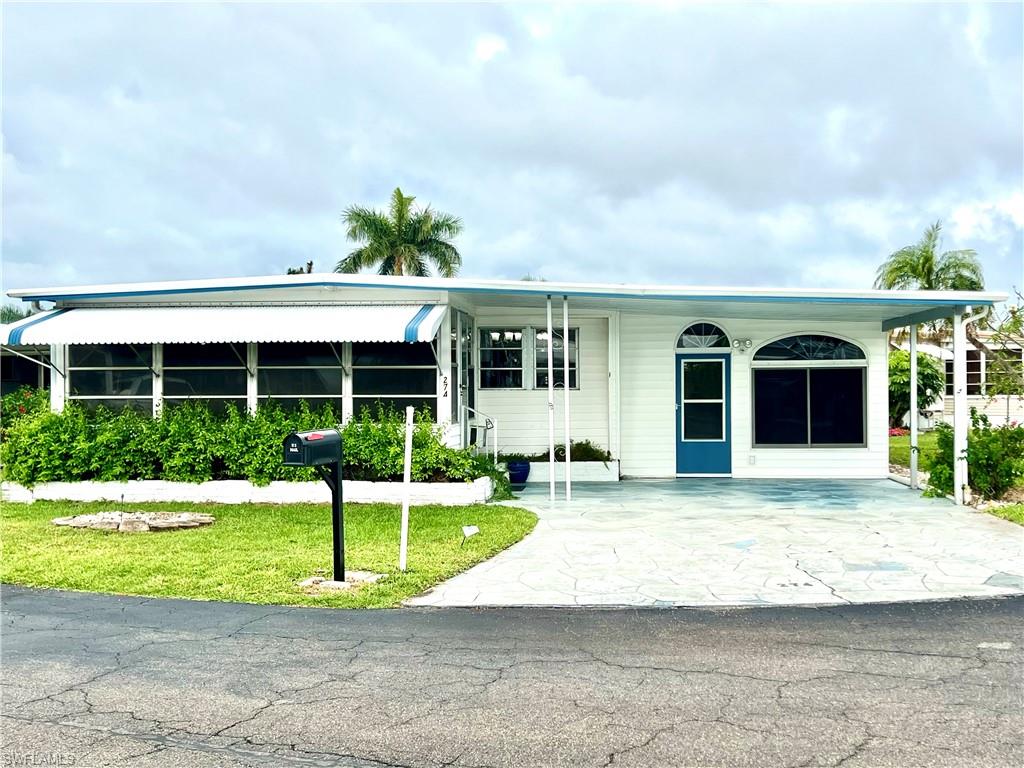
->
left=0, top=500, right=536, bottom=608
left=889, top=431, right=939, bottom=468
left=987, top=504, right=1024, bottom=526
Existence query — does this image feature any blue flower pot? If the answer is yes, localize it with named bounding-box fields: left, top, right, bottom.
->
left=507, top=460, right=530, bottom=490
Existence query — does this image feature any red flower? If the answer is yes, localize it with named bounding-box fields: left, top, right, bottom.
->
left=17, top=405, right=26, bottom=414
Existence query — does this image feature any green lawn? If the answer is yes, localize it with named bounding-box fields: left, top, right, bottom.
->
left=988, top=504, right=1024, bottom=526
left=889, top=432, right=939, bottom=468
left=0, top=500, right=536, bottom=608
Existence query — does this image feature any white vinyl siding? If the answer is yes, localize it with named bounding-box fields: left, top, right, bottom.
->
left=473, top=313, right=610, bottom=455
left=618, top=314, right=888, bottom=479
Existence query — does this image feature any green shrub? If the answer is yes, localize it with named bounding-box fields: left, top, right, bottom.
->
left=0, top=398, right=494, bottom=489
left=500, top=439, right=613, bottom=464
left=925, top=412, right=1024, bottom=499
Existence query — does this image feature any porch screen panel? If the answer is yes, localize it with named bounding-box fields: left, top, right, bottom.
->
left=67, top=344, right=152, bottom=413
left=351, top=342, right=437, bottom=418
left=257, top=342, right=343, bottom=413
left=163, top=343, right=246, bottom=413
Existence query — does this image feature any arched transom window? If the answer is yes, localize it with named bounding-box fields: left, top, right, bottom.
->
left=754, top=334, right=865, bottom=362
left=751, top=334, right=867, bottom=447
left=676, top=322, right=730, bottom=349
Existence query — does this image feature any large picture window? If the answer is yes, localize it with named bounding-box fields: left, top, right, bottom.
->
left=68, top=344, right=153, bottom=413
left=479, top=329, right=523, bottom=389
left=351, top=342, right=437, bottom=418
left=162, top=343, right=247, bottom=413
left=535, top=328, right=578, bottom=389
left=752, top=335, right=866, bottom=447
left=257, top=342, right=343, bottom=413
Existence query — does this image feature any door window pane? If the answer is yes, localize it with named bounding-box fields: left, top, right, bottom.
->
left=683, top=361, right=723, bottom=400
left=683, top=403, right=723, bottom=440
left=480, top=369, right=522, bottom=389
left=754, top=369, right=808, bottom=445
left=810, top=368, right=864, bottom=444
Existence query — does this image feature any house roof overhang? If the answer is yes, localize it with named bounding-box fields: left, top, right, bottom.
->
left=6, top=273, right=1007, bottom=330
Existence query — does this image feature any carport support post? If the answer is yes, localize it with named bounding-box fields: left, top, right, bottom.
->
left=562, top=295, right=572, bottom=502
left=952, top=311, right=969, bottom=505
left=546, top=295, right=556, bottom=502
left=909, top=324, right=918, bottom=489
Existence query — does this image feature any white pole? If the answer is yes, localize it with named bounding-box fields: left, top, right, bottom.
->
left=562, top=295, right=572, bottom=501
left=909, top=324, right=918, bottom=490
left=399, top=405, right=414, bottom=570
left=546, top=296, right=556, bottom=502
left=952, top=311, right=968, bottom=505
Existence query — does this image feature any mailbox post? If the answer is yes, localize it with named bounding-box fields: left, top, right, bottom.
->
left=283, top=429, right=345, bottom=581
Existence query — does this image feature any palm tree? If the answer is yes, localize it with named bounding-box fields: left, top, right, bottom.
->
left=874, top=220, right=984, bottom=293
left=336, top=187, right=463, bottom=277
left=874, top=220, right=986, bottom=341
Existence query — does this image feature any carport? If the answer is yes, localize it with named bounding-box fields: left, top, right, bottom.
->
left=407, top=480, right=1024, bottom=607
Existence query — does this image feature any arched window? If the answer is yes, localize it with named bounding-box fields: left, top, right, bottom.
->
left=754, top=334, right=865, bottom=361
left=676, top=322, right=730, bottom=349
left=751, top=334, right=866, bottom=447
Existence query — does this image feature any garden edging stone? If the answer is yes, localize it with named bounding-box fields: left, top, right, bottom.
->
left=1, top=477, right=494, bottom=506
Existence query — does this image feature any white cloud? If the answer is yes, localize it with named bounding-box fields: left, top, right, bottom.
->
left=472, top=34, right=508, bottom=63
left=1, top=2, right=1020, bottom=298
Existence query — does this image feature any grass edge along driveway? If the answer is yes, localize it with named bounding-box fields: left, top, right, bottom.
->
left=0, top=500, right=537, bottom=608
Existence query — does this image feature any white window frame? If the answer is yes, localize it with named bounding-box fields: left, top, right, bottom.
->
left=535, top=327, right=580, bottom=391
left=750, top=334, right=868, bottom=449
left=478, top=327, right=526, bottom=390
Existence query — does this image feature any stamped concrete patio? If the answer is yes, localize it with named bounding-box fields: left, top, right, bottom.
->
left=407, top=479, right=1024, bottom=607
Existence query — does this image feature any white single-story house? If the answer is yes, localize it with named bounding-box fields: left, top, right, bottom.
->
left=1, top=274, right=1006, bottom=503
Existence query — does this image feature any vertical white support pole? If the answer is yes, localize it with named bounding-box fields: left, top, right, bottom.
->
left=399, top=405, right=414, bottom=571
left=952, top=311, right=968, bottom=505
left=246, top=342, right=258, bottom=415
left=909, top=325, right=918, bottom=490
left=546, top=296, right=556, bottom=502
left=341, top=342, right=354, bottom=423
left=152, top=344, right=163, bottom=418
left=562, top=295, right=572, bottom=501
left=49, top=344, right=66, bottom=413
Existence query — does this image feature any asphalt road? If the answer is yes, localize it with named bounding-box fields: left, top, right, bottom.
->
left=1, top=586, right=1021, bottom=768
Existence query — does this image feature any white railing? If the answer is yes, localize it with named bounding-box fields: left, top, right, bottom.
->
left=461, top=405, right=498, bottom=462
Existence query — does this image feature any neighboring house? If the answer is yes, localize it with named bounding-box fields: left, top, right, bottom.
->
left=902, top=331, right=1024, bottom=427
left=1, top=274, right=1004, bottom=482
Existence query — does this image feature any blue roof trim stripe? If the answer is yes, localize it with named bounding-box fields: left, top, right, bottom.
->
left=404, top=305, right=434, bottom=342
left=7, top=308, right=73, bottom=345
left=22, top=279, right=997, bottom=307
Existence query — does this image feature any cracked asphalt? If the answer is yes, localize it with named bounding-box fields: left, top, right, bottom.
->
left=1, top=586, right=1021, bottom=768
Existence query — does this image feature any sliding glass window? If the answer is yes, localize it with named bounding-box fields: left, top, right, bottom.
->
left=752, top=335, right=867, bottom=447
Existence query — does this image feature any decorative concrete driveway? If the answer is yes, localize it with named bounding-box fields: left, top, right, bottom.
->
left=408, top=479, right=1024, bottom=607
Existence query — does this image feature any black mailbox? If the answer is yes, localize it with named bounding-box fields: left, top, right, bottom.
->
left=282, top=428, right=345, bottom=581
left=283, top=429, right=342, bottom=467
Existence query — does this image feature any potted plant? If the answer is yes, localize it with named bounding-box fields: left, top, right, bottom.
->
left=501, top=453, right=531, bottom=490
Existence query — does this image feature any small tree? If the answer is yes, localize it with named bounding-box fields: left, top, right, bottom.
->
left=888, top=349, right=944, bottom=428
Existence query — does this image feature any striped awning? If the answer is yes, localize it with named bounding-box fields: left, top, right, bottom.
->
left=1, top=304, right=447, bottom=346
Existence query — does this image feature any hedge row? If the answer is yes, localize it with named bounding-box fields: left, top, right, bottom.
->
left=0, top=387, right=504, bottom=490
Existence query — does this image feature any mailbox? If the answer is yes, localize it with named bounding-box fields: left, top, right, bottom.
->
left=282, top=428, right=345, bottom=581
left=283, top=429, right=343, bottom=467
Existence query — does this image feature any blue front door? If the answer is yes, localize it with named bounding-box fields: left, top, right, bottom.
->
left=676, top=354, right=732, bottom=475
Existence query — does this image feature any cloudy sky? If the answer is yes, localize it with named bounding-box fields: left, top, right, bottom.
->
left=3, top=2, right=1022, bottom=297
